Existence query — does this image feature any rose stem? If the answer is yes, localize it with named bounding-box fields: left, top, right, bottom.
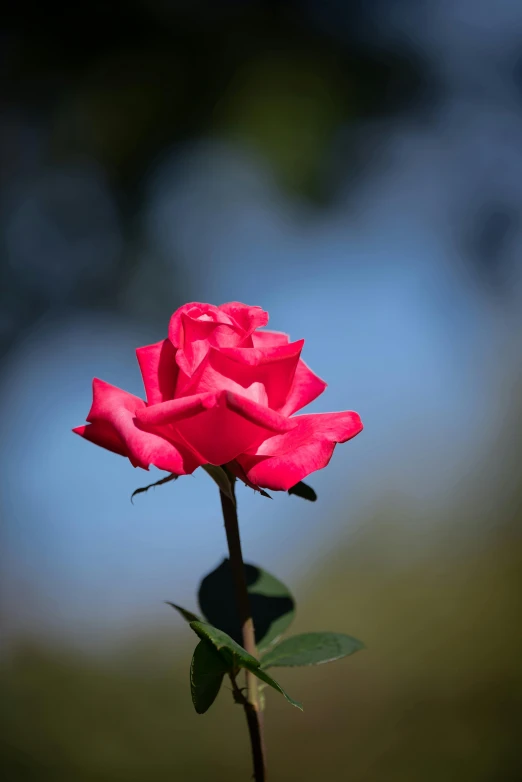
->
left=219, top=478, right=267, bottom=782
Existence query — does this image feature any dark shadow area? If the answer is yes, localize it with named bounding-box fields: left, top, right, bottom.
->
left=198, top=558, right=295, bottom=647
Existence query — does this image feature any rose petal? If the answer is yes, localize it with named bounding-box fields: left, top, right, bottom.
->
left=176, top=316, right=233, bottom=376
left=86, top=378, right=145, bottom=421
left=237, top=411, right=363, bottom=490
left=252, top=330, right=290, bottom=347
left=176, top=341, right=304, bottom=411
left=219, top=302, right=269, bottom=335
left=224, top=391, right=295, bottom=432
left=279, top=359, right=327, bottom=416
left=168, top=302, right=234, bottom=347
left=169, top=304, right=248, bottom=377
left=136, top=339, right=178, bottom=405
left=133, top=391, right=218, bottom=426
left=81, top=378, right=202, bottom=474
left=136, top=389, right=295, bottom=466
left=73, top=421, right=128, bottom=458
left=216, top=340, right=304, bottom=367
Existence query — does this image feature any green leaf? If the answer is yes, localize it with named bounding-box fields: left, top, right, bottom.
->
left=287, top=481, right=317, bottom=502
left=250, top=666, right=303, bottom=711
left=130, top=473, right=178, bottom=503
left=189, top=621, right=260, bottom=669
left=190, top=640, right=230, bottom=714
left=198, top=559, right=295, bottom=650
left=189, top=621, right=302, bottom=711
left=261, top=632, right=365, bottom=669
left=165, top=602, right=201, bottom=623
left=201, top=465, right=236, bottom=504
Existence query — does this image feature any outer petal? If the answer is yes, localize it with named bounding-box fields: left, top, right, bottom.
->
left=136, top=339, right=178, bottom=405
left=73, top=421, right=128, bottom=458
left=86, top=378, right=145, bottom=422
left=279, top=359, right=327, bottom=416
left=133, top=391, right=219, bottom=426
left=79, top=378, right=202, bottom=474
left=237, top=411, right=363, bottom=490
left=136, top=389, right=296, bottom=466
left=252, top=331, right=326, bottom=413
left=252, top=330, right=290, bottom=347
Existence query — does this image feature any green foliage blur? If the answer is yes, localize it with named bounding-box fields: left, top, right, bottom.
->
left=2, top=496, right=521, bottom=781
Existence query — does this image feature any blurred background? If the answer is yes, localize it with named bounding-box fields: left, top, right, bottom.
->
left=1, top=0, right=522, bottom=779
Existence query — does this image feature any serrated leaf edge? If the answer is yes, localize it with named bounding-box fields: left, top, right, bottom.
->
left=131, top=472, right=178, bottom=503
left=261, top=632, right=365, bottom=669
left=287, top=480, right=317, bottom=502
left=166, top=602, right=202, bottom=623
left=190, top=640, right=228, bottom=714
left=188, top=620, right=303, bottom=710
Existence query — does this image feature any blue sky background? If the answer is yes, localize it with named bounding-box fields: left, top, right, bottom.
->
left=1, top=0, right=522, bottom=649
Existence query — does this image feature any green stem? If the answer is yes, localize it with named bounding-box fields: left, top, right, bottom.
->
left=219, top=481, right=267, bottom=782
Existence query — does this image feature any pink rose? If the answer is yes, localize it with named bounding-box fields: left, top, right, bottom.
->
left=73, top=302, right=362, bottom=491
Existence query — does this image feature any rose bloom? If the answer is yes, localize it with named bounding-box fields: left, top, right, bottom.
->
left=73, top=302, right=362, bottom=491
